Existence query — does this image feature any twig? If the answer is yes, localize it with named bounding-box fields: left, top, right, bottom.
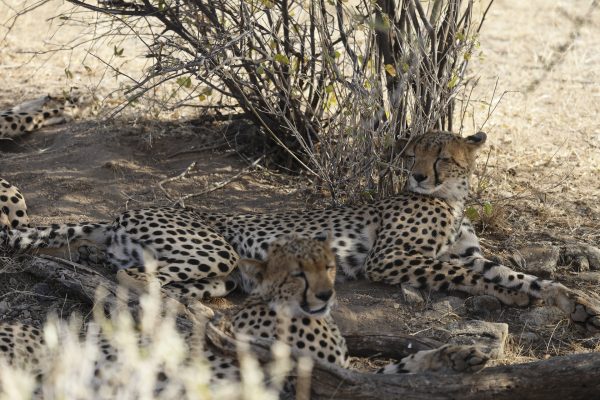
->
left=175, top=156, right=264, bottom=206
left=166, top=143, right=229, bottom=159
left=157, top=161, right=197, bottom=202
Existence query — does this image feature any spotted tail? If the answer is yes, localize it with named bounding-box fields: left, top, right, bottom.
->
left=1, top=222, right=113, bottom=251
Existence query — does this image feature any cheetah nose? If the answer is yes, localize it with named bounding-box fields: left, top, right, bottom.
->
left=413, top=173, right=428, bottom=183
left=315, top=290, right=334, bottom=302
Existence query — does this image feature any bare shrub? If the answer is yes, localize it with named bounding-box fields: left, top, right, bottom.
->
left=7, top=0, right=488, bottom=203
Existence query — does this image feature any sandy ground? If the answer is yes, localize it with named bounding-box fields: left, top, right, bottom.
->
left=0, top=0, right=599, bottom=370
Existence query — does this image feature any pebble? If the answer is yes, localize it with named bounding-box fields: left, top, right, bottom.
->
left=519, top=306, right=563, bottom=327
left=513, top=243, right=559, bottom=278
left=465, top=295, right=502, bottom=318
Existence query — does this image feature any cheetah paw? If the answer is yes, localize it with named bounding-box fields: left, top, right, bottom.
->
left=440, top=345, right=489, bottom=373
left=544, top=284, right=600, bottom=334
left=389, top=344, right=489, bottom=374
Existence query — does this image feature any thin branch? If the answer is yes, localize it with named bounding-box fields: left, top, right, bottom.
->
left=175, top=155, right=265, bottom=206
left=158, top=161, right=197, bottom=202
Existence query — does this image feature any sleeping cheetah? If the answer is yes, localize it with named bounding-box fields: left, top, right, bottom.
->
left=0, top=237, right=486, bottom=396
left=1, top=131, right=599, bottom=332
left=0, top=90, right=95, bottom=139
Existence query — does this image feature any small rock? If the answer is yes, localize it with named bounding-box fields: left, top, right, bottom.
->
left=439, top=296, right=465, bottom=312
left=516, top=331, right=540, bottom=344
left=443, top=320, right=508, bottom=359
left=560, top=243, right=600, bottom=271
left=512, top=243, right=559, bottom=278
left=432, top=300, right=453, bottom=313
left=465, top=295, right=502, bottom=318
left=8, top=277, right=18, bottom=287
left=577, top=271, right=600, bottom=283
left=0, top=301, right=8, bottom=313
left=32, top=283, right=54, bottom=302
left=519, top=306, right=563, bottom=327
left=425, top=297, right=466, bottom=319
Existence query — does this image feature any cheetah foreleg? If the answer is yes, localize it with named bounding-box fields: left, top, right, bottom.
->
left=441, top=219, right=549, bottom=298
left=365, top=249, right=530, bottom=306
left=446, top=220, right=600, bottom=333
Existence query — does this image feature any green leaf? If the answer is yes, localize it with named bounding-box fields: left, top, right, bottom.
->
left=64, top=68, right=73, bottom=79
left=113, top=45, right=124, bottom=57
left=447, top=73, right=458, bottom=89
left=384, top=64, right=397, bottom=77
left=483, top=202, right=493, bottom=217
left=465, top=206, right=479, bottom=221
left=274, top=53, right=290, bottom=65
left=176, top=76, right=192, bottom=88
left=325, top=84, right=334, bottom=94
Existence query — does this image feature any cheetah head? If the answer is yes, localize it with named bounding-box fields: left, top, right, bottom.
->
left=403, top=131, right=487, bottom=201
left=237, top=235, right=337, bottom=318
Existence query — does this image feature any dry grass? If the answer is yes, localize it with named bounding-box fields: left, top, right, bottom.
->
left=461, top=0, right=600, bottom=244
left=0, top=284, right=291, bottom=400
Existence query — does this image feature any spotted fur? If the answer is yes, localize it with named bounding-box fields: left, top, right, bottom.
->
left=0, top=178, right=29, bottom=229
left=1, top=207, right=240, bottom=302
left=0, top=90, right=95, bottom=139
left=1, top=131, right=599, bottom=332
left=0, top=236, right=489, bottom=393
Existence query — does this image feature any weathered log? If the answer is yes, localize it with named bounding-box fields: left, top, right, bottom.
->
left=344, top=332, right=441, bottom=358
left=310, top=352, right=600, bottom=399
left=206, top=321, right=600, bottom=400
left=22, top=254, right=198, bottom=330
left=23, top=255, right=118, bottom=301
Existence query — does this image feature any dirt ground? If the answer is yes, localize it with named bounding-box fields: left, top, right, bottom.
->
left=0, top=0, right=599, bottom=371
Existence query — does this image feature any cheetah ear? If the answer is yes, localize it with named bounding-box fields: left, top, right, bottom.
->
left=464, top=131, right=487, bottom=149
left=237, top=259, right=267, bottom=284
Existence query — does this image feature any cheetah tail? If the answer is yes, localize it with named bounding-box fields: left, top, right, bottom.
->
left=2, top=222, right=113, bottom=251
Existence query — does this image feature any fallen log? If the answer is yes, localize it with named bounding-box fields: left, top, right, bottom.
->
left=344, top=332, right=441, bottom=358
left=206, top=320, right=600, bottom=400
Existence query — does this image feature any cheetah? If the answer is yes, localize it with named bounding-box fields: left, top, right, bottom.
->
left=0, top=178, right=29, bottom=229
left=0, top=237, right=486, bottom=397
left=230, top=235, right=488, bottom=374
left=0, top=90, right=95, bottom=139
left=1, top=131, right=599, bottom=332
